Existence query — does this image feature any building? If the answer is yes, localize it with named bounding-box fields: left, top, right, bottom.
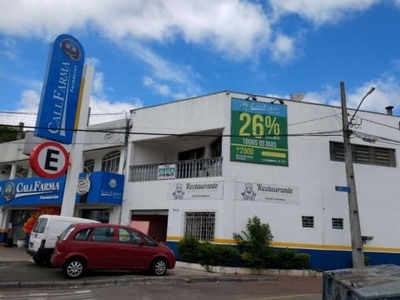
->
left=1, top=90, right=399, bottom=270
left=122, top=91, right=400, bottom=270
left=0, top=119, right=128, bottom=245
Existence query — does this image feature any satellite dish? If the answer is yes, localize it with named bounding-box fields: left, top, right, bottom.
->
left=290, top=93, right=305, bottom=101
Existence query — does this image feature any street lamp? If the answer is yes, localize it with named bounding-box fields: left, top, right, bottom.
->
left=340, top=82, right=375, bottom=268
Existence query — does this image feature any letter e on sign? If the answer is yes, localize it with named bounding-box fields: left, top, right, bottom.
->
left=29, top=142, right=69, bottom=178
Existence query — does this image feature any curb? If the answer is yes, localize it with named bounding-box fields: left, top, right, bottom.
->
left=176, top=261, right=323, bottom=277
left=0, top=275, right=279, bottom=290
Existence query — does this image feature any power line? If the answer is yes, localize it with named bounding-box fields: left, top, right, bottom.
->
left=0, top=123, right=343, bottom=140
left=362, top=118, right=399, bottom=131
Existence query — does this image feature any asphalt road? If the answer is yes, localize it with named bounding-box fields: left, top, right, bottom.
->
left=0, top=280, right=322, bottom=300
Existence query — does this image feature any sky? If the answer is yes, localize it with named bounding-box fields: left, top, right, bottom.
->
left=1, top=0, right=400, bottom=127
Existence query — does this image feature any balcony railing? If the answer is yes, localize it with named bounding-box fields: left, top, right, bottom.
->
left=129, top=157, right=223, bottom=182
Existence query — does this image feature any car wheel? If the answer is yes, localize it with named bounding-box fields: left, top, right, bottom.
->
left=63, top=258, right=86, bottom=279
left=150, top=258, right=167, bottom=276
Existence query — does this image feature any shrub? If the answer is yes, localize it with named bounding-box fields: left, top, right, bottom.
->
left=233, top=216, right=273, bottom=269
left=197, top=242, right=240, bottom=267
left=177, top=236, right=200, bottom=263
left=270, top=248, right=311, bottom=269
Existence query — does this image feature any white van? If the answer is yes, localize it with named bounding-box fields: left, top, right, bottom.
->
left=26, top=214, right=99, bottom=266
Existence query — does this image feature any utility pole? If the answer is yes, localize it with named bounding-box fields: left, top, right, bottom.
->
left=340, top=81, right=365, bottom=268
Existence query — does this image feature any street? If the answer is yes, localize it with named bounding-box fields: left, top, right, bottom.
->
left=0, top=277, right=322, bottom=299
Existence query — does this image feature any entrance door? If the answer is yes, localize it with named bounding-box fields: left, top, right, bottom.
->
left=131, top=210, right=168, bottom=243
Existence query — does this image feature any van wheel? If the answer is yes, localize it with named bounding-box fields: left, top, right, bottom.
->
left=150, top=258, right=167, bottom=276
left=33, top=256, right=45, bottom=266
left=63, top=258, right=86, bottom=279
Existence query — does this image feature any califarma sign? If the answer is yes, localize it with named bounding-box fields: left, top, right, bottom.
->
left=34, top=34, right=85, bottom=144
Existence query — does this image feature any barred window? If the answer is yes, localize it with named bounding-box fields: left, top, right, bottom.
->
left=184, top=212, right=215, bottom=241
left=332, top=218, right=344, bottom=230
left=102, top=151, right=120, bottom=173
left=84, top=159, right=95, bottom=173
left=330, top=141, right=396, bottom=167
left=302, top=216, right=314, bottom=228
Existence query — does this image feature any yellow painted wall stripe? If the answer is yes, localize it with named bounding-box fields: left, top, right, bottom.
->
left=166, top=236, right=400, bottom=253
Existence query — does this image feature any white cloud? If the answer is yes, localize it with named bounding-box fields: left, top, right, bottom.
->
left=300, top=73, right=400, bottom=116
left=92, top=72, right=105, bottom=95
left=270, top=0, right=380, bottom=25
left=270, top=33, right=296, bottom=63
left=0, top=0, right=273, bottom=60
left=0, top=69, right=143, bottom=127
left=126, top=42, right=202, bottom=99
left=0, top=37, right=18, bottom=61
left=143, top=76, right=171, bottom=96
left=88, top=97, right=142, bottom=125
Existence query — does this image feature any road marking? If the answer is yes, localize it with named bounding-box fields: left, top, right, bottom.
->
left=0, top=290, right=95, bottom=300
left=241, top=294, right=321, bottom=300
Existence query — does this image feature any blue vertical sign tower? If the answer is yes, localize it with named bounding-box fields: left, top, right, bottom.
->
left=34, top=34, right=85, bottom=144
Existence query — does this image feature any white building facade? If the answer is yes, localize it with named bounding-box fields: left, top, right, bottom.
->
left=1, top=90, right=399, bottom=270
left=0, top=119, right=128, bottom=245
left=122, top=91, right=400, bottom=270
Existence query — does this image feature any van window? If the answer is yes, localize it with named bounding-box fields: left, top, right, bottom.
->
left=59, top=225, right=74, bottom=241
left=32, top=218, right=48, bottom=233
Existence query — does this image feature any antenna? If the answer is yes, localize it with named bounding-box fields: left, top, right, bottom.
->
left=290, top=93, right=305, bottom=101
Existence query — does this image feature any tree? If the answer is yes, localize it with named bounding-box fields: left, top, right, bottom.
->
left=0, top=125, right=24, bottom=143
left=233, top=216, right=273, bottom=269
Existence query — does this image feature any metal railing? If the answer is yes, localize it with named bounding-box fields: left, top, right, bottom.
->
left=129, top=157, right=223, bottom=182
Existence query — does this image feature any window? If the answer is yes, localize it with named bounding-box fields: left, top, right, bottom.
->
left=179, top=147, right=205, bottom=161
left=32, top=218, right=48, bottom=234
left=91, top=227, right=115, bottom=242
left=102, top=151, right=120, bottom=173
left=81, top=209, right=110, bottom=223
left=184, top=212, right=215, bottom=241
left=302, top=216, right=314, bottom=228
left=118, top=228, right=142, bottom=245
left=332, top=218, right=344, bottom=230
left=74, top=228, right=92, bottom=241
left=330, top=141, right=396, bottom=167
left=210, top=137, right=222, bottom=158
left=84, top=159, right=95, bottom=173
left=143, top=235, right=157, bottom=246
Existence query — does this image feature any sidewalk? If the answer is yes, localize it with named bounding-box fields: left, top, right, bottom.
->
left=0, top=246, right=31, bottom=262
left=0, top=245, right=321, bottom=291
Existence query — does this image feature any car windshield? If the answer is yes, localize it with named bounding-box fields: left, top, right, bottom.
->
left=59, top=225, right=75, bottom=241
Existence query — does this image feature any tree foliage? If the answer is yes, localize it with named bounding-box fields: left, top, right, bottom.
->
left=0, top=125, right=24, bottom=143
left=233, top=216, right=273, bottom=269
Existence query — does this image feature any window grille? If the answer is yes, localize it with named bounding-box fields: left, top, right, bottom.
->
left=184, top=212, right=215, bottom=241
left=330, top=141, right=396, bottom=167
left=302, top=216, right=314, bottom=228
left=332, top=218, right=344, bottom=230
left=84, top=159, right=95, bottom=173
left=101, top=151, right=120, bottom=173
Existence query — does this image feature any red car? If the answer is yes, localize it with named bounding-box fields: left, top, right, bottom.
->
left=51, top=223, right=176, bottom=279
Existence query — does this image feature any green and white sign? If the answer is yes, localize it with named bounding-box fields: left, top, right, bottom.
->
left=230, top=98, right=288, bottom=166
left=158, top=164, right=176, bottom=180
